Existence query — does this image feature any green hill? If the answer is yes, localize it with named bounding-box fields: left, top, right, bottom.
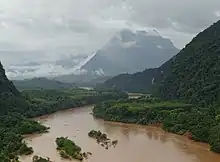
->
left=158, top=20, right=220, bottom=106
left=13, top=77, right=76, bottom=91
left=0, top=62, right=20, bottom=95
left=103, top=68, right=160, bottom=93
left=0, top=62, right=49, bottom=161
left=103, top=20, right=220, bottom=107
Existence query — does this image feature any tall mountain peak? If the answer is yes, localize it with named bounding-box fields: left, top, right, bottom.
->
left=80, top=29, right=179, bottom=76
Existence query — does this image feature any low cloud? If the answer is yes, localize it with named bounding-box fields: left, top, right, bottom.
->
left=0, top=0, right=219, bottom=78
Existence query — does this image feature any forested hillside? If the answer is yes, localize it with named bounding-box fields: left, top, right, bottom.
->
left=0, top=62, right=20, bottom=95
left=103, top=20, right=220, bottom=107
left=103, top=68, right=160, bottom=93
left=13, top=77, right=76, bottom=91
left=158, top=20, right=220, bottom=106
left=0, top=62, right=48, bottom=161
left=93, top=97, right=220, bottom=153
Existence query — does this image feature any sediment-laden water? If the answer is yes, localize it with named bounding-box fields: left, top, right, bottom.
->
left=20, top=106, right=220, bottom=162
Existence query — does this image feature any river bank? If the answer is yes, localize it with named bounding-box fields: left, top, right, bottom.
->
left=93, top=97, right=220, bottom=153
left=20, top=106, right=220, bottom=162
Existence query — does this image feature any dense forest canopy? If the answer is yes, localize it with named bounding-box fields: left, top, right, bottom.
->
left=102, top=68, right=160, bottom=93
left=157, top=20, right=220, bottom=107
left=93, top=97, right=220, bottom=153
left=56, top=137, right=84, bottom=160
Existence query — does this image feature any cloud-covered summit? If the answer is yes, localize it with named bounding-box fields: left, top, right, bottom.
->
left=0, top=0, right=219, bottom=78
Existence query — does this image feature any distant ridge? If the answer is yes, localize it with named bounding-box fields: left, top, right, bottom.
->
left=13, top=77, right=76, bottom=91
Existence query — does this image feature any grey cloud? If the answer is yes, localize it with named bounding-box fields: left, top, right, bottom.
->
left=128, top=0, right=220, bottom=33
left=55, top=54, right=86, bottom=68
left=13, top=61, right=41, bottom=67
left=0, top=0, right=219, bottom=78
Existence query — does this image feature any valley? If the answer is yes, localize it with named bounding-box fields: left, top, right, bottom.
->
left=0, top=9, right=220, bottom=162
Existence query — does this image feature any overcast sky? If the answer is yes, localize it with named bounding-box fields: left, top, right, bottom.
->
left=0, top=0, right=219, bottom=78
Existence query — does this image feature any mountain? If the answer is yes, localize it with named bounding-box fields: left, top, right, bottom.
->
left=157, top=20, right=220, bottom=105
left=0, top=61, right=32, bottom=117
left=102, top=20, right=220, bottom=106
left=0, top=61, right=20, bottom=96
left=13, top=77, right=76, bottom=91
left=81, top=29, right=179, bottom=76
left=4, top=29, right=178, bottom=81
left=103, top=68, right=160, bottom=93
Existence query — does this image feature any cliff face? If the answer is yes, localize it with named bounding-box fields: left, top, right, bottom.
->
left=0, top=61, right=20, bottom=96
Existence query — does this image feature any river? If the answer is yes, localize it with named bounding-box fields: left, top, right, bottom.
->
left=20, top=106, right=220, bottom=162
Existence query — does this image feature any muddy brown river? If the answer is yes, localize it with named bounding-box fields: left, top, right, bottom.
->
left=20, top=106, right=220, bottom=162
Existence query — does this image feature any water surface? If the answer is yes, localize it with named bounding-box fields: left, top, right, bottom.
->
left=20, top=106, right=220, bottom=162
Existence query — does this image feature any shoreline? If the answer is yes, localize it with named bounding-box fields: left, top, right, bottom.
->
left=20, top=106, right=220, bottom=162
left=29, top=106, right=213, bottom=154
left=32, top=105, right=94, bottom=120
left=94, top=118, right=214, bottom=153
